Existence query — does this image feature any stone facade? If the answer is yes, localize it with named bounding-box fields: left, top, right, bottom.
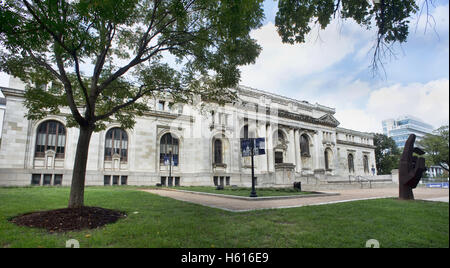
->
left=0, top=83, right=377, bottom=187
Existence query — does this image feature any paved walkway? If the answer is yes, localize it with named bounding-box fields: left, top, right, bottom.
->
left=141, top=187, right=449, bottom=212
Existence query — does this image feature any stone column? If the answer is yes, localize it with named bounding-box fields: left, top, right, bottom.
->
left=313, top=132, right=321, bottom=170
left=288, top=128, right=296, bottom=165
left=266, top=124, right=274, bottom=172
left=294, top=129, right=301, bottom=172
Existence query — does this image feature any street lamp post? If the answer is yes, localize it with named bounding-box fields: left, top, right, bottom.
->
left=250, top=139, right=257, bottom=198
left=169, top=149, right=172, bottom=186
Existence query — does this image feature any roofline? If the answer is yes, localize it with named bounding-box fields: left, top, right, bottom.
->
left=238, top=85, right=336, bottom=114
left=336, top=127, right=374, bottom=138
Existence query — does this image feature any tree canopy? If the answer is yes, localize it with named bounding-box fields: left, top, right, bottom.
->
left=275, top=0, right=420, bottom=73
left=0, top=0, right=265, bottom=208
left=418, top=125, right=449, bottom=172
left=0, top=0, right=264, bottom=130
left=373, top=133, right=401, bottom=175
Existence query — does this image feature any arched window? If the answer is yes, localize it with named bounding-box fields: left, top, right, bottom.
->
left=363, top=155, right=369, bottom=174
left=244, top=125, right=249, bottom=139
left=348, top=154, right=354, bottom=173
left=214, top=139, right=223, bottom=164
left=300, top=134, right=310, bottom=156
left=160, top=133, right=179, bottom=166
left=105, top=128, right=128, bottom=162
left=277, top=130, right=285, bottom=144
left=35, top=120, right=66, bottom=159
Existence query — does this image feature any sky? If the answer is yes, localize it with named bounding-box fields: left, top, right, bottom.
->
left=1, top=0, right=449, bottom=134
left=239, top=0, right=449, bottom=133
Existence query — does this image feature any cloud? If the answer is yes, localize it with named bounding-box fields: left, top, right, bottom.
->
left=336, top=78, right=449, bottom=133
left=239, top=20, right=372, bottom=92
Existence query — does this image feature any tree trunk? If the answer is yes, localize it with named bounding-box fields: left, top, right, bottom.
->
left=68, top=125, right=94, bottom=208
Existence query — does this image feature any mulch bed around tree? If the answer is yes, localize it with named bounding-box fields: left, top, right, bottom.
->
left=10, top=206, right=126, bottom=232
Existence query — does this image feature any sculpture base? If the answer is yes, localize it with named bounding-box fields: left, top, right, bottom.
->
left=399, top=185, right=415, bottom=200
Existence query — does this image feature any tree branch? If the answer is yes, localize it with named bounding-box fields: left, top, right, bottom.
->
left=26, top=50, right=62, bottom=81
left=53, top=47, right=86, bottom=126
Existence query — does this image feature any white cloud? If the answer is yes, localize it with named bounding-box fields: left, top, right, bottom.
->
left=336, top=78, right=450, bottom=133
left=239, top=20, right=371, bottom=92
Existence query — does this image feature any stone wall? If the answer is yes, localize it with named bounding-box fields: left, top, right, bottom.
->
left=0, top=85, right=378, bottom=187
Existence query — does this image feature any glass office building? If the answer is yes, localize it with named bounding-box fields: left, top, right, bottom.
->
left=382, top=115, right=434, bottom=148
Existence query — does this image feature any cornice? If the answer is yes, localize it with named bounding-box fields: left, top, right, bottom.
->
left=336, top=139, right=376, bottom=149
left=0, top=87, right=25, bottom=98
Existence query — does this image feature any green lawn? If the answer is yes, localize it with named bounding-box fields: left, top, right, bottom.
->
left=0, top=187, right=448, bottom=248
left=162, top=186, right=314, bottom=197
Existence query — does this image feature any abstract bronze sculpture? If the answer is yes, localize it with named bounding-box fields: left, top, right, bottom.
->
left=398, top=134, right=427, bottom=200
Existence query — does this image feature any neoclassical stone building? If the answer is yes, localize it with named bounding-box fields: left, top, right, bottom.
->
left=0, top=79, right=377, bottom=187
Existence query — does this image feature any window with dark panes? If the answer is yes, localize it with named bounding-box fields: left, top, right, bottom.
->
left=363, top=155, right=369, bottom=173
left=348, top=154, right=355, bottom=173
left=121, top=176, right=128, bottom=185
left=300, top=134, right=310, bottom=157
left=105, top=128, right=128, bottom=162
left=35, top=120, right=66, bottom=158
left=54, top=174, right=63, bottom=185
left=160, top=133, right=179, bottom=166
left=214, top=139, right=223, bottom=164
left=31, top=174, right=41, bottom=185
left=104, top=175, right=111, bottom=186
left=275, top=151, right=283, bottom=164
left=43, top=174, right=52, bottom=185
left=112, top=175, right=119, bottom=185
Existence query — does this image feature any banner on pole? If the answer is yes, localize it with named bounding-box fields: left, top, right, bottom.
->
left=241, top=138, right=265, bottom=157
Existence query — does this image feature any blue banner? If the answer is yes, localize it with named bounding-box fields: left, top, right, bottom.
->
left=255, top=138, right=266, bottom=155
left=241, top=138, right=265, bottom=157
left=426, top=182, right=449, bottom=188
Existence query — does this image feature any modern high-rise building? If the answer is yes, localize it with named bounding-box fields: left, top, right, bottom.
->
left=382, top=115, right=445, bottom=178
left=382, top=115, right=434, bottom=148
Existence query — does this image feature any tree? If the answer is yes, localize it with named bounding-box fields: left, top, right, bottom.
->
left=274, top=0, right=428, bottom=74
left=418, top=125, right=449, bottom=172
left=373, top=133, right=401, bottom=175
left=0, top=0, right=265, bottom=208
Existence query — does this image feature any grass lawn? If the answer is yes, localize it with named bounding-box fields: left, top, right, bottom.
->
left=0, top=186, right=448, bottom=248
left=161, top=186, right=314, bottom=197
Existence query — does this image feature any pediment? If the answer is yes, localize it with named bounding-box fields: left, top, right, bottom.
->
left=318, top=114, right=340, bottom=127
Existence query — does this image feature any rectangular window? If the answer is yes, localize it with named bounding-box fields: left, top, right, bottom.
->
left=213, top=176, right=218, bottom=186
left=158, top=101, right=165, bottom=111
left=275, top=152, right=283, bottom=164
left=121, top=176, right=128, bottom=185
left=168, top=176, right=173, bottom=187
left=175, top=177, right=180, bottom=187
left=43, top=174, right=52, bottom=185
left=161, top=176, right=166, bottom=186
left=112, top=175, right=119, bottom=186
left=226, top=176, right=230, bottom=186
left=104, top=175, right=111, bottom=186
left=31, top=174, right=41, bottom=185
left=54, top=174, right=63, bottom=186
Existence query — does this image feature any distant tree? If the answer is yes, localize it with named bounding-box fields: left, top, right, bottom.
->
left=0, top=0, right=264, bottom=208
left=373, top=133, right=401, bottom=175
left=418, top=125, right=449, bottom=172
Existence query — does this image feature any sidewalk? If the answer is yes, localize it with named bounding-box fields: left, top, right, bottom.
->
left=141, top=187, right=449, bottom=212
